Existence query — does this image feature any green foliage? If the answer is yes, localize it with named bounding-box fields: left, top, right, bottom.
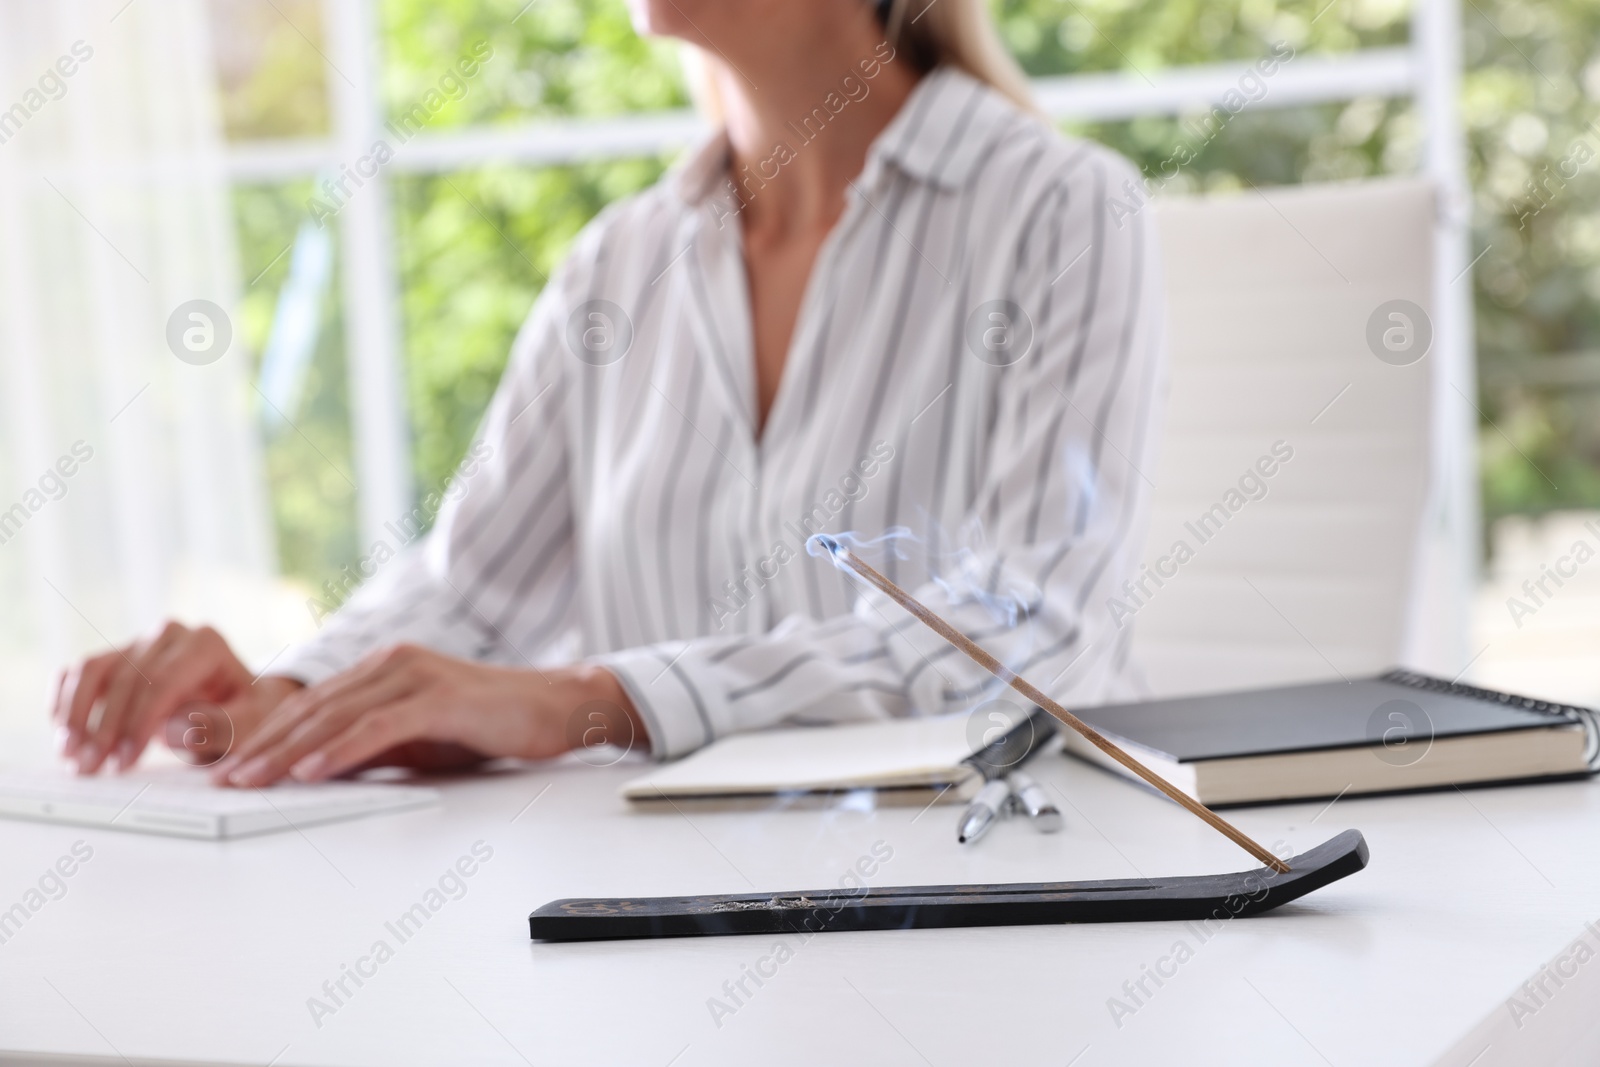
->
left=392, top=158, right=668, bottom=493
left=379, top=0, right=685, bottom=495
left=1459, top=0, right=1600, bottom=524
left=379, top=0, right=689, bottom=125
left=219, top=0, right=684, bottom=588
left=1004, top=0, right=1417, bottom=193
left=995, top=0, right=1408, bottom=75
left=1003, top=0, right=1600, bottom=532
left=231, top=182, right=359, bottom=585
left=217, top=0, right=1600, bottom=586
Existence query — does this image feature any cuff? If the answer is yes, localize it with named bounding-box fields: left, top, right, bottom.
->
left=593, top=642, right=731, bottom=760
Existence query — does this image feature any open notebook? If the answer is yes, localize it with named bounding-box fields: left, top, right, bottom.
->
left=621, top=710, right=1052, bottom=808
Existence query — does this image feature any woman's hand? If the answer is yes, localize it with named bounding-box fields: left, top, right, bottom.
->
left=209, top=645, right=644, bottom=787
left=52, top=622, right=301, bottom=774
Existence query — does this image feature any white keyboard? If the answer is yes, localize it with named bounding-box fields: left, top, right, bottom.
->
left=0, top=768, right=438, bottom=839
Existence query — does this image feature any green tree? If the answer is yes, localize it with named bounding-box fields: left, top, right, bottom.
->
left=221, top=0, right=1600, bottom=587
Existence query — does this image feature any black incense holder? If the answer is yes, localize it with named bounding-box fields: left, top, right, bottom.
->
left=529, top=828, right=1368, bottom=942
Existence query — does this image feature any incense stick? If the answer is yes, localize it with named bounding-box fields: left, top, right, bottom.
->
left=819, top=539, right=1291, bottom=875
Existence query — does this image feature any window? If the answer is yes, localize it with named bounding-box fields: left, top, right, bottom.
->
left=3, top=0, right=1592, bottom=726
left=216, top=0, right=1496, bottom=592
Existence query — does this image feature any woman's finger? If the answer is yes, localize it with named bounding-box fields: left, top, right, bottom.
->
left=210, top=655, right=386, bottom=780
left=56, top=653, right=120, bottom=759
left=49, top=669, right=69, bottom=746
left=119, top=630, right=245, bottom=770
left=211, top=678, right=350, bottom=778
left=220, top=668, right=418, bottom=787
left=287, top=698, right=433, bottom=783
left=209, top=687, right=323, bottom=782
left=78, top=654, right=158, bottom=775
left=79, top=623, right=196, bottom=773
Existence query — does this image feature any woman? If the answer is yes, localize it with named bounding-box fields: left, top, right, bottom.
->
left=53, top=0, right=1163, bottom=784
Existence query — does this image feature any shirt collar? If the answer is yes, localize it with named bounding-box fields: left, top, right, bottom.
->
left=867, top=65, right=1016, bottom=191
left=670, top=65, right=1017, bottom=207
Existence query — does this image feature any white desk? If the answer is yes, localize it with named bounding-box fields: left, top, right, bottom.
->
left=1, top=751, right=1598, bottom=1066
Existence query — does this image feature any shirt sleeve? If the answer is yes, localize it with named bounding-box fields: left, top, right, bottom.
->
left=595, top=149, right=1167, bottom=758
left=271, top=254, right=580, bottom=686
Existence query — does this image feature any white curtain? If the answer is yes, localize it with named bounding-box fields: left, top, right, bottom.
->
left=0, top=0, right=279, bottom=740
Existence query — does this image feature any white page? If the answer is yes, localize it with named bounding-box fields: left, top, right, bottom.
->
left=621, top=713, right=981, bottom=798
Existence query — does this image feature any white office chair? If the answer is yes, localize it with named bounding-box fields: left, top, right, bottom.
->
left=1129, top=178, right=1438, bottom=697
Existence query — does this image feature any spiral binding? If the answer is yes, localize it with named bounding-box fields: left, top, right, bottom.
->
left=1380, top=668, right=1600, bottom=771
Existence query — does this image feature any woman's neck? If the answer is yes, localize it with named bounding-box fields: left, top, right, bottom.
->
left=710, top=14, right=920, bottom=238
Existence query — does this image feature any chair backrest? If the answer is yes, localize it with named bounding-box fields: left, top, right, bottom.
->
left=1129, top=178, right=1437, bottom=697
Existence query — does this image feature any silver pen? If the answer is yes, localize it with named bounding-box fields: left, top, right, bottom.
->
left=957, top=778, right=1012, bottom=844
left=1006, top=769, right=1063, bottom=833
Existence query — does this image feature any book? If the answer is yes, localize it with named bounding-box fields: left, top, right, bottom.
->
left=620, top=707, right=1054, bottom=808
left=1060, top=669, right=1598, bottom=806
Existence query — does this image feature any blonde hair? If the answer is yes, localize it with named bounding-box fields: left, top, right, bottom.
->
left=683, top=0, right=1036, bottom=120
left=877, top=0, right=1035, bottom=111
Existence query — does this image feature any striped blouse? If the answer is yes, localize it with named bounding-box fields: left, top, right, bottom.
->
left=276, top=66, right=1167, bottom=759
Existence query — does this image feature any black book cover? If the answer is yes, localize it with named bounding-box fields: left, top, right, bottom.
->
left=1073, top=669, right=1598, bottom=765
